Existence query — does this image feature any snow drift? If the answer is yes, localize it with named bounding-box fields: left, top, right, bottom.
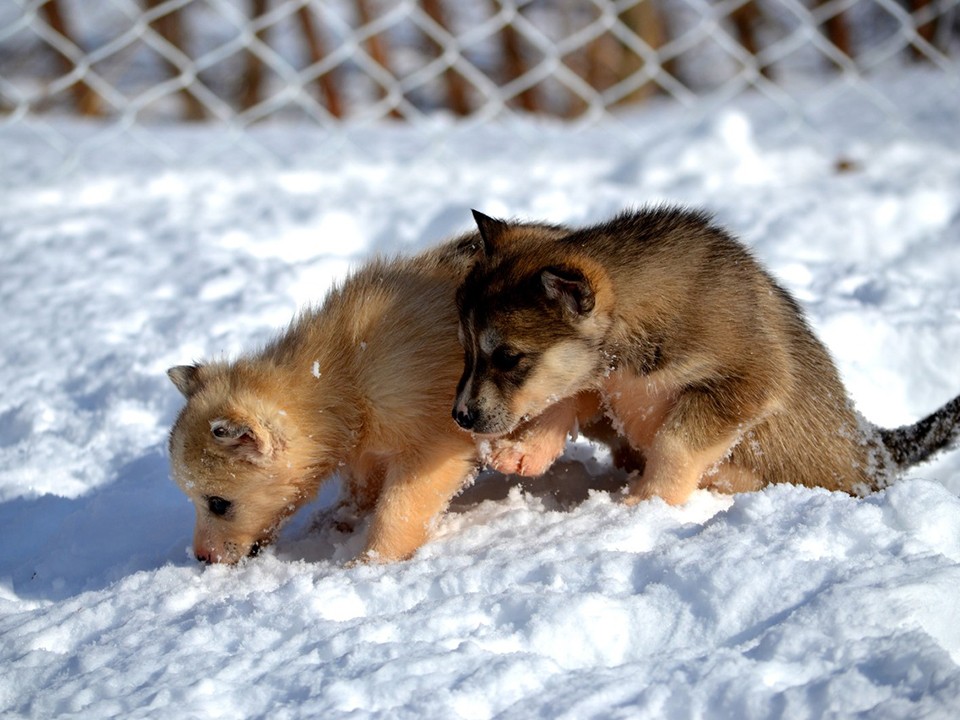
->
left=1, top=69, right=960, bottom=718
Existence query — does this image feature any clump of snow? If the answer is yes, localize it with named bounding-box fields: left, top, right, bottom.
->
left=1, top=70, right=960, bottom=717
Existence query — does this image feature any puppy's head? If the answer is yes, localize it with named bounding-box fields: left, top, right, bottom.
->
left=452, top=212, right=609, bottom=436
left=167, top=363, right=326, bottom=564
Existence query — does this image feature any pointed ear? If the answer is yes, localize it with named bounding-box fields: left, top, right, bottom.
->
left=209, top=417, right=278, bottom=467
left=541, top=267, right=595, bottom=317
left=471, top=209, right=509, bottom=257
left=168, top=365, right=203, bottom=397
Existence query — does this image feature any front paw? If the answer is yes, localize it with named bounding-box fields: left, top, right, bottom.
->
left=483, top=438, right=562, bottom=477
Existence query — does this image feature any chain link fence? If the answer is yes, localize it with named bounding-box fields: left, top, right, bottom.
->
left=2, top=0, right=959, bottom=171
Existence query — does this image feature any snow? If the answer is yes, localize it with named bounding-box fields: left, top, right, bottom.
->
left=2, top=69, right=960, bottom=718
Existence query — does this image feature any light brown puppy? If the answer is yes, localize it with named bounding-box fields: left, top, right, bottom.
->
left=168, top=234, right=599, bottom=564
left=453, top=207, right=960, bottom=504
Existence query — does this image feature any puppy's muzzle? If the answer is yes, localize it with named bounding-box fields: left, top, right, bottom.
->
left=194, top=540, right=261, bottom=564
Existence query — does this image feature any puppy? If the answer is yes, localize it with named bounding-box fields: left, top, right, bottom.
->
left=168, top=234, right=598, bottom=564
left=453, top=207, right=960, bottom=504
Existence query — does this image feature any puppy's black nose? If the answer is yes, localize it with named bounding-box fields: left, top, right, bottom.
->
left=454, top=405, right=477, bottom=430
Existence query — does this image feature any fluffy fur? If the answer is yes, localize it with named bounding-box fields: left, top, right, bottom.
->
left=453, top=207, right=960, bottom=505
left=168, top=235, right=603, bottom=564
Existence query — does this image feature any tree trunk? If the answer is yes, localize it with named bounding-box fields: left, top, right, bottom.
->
left=144, top=0, right=205, bottom=120
left=296, top=4, right=343, bottom=118
left=240, top=0, right=269, bottom=112
left=421, top=0, right=470, bottom=115
left=496, top=1, right=538, bottom=113
left=814, top=0, right=852, bottom=66
left=730, top=1, right=771, bottom=78
left=910, top=0, right=938, bottom=60
left=40, top=0, right=102, bottom=116
left=618, top=0, right=667, bottom=105
left=355, top=0, right=403, bottom=118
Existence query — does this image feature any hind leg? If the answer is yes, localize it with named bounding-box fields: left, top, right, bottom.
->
left=700, top=459, right=764, bottom=495
left=624, top=434, right=735, bottom=505
left=617, top=379, right=772, bottom=506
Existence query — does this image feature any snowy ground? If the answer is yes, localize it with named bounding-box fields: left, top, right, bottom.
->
left=2, top=70, right=960, bottom=718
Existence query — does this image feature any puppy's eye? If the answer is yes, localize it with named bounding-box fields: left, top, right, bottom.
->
left=207, top=496, right=232, bottom=517
left=212, top=425, right=232, bottom=439
left=210, top=419, right=250, bottom=442
left=491, top=346, right=523, bottom=371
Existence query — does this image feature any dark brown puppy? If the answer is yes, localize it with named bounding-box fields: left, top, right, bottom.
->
left=453, top=207, right=960, bottom=504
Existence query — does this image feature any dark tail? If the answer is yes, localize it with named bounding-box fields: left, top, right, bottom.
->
left=878, top=394, right=960, bottom=471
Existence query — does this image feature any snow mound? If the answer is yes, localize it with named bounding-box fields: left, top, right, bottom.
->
left=2, top=71, right=960, bottom=717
